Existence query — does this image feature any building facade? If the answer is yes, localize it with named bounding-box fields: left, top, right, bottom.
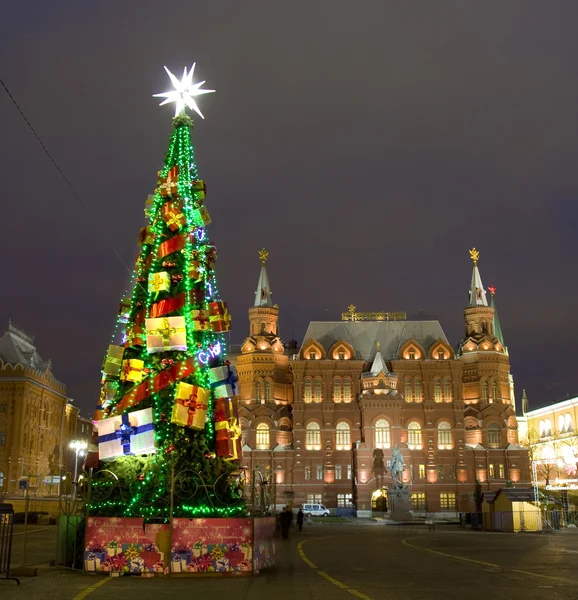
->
left=0, top=322, right=86, bottom=496
left=235, top=250, right=531, bottom=516
left=518, top=395, right=578, bottom=491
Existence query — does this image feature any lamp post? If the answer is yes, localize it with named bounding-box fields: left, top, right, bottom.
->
left=69, top=440, right=87, bottom=497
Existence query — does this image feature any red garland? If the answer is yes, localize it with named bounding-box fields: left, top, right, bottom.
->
left=158, top=234, right=187, bottom=258
left=111, top=357, right=196, bottom=416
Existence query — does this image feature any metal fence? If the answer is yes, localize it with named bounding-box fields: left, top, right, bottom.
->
left=0, top=504, right=19, bottom=584
left=459, top=510, right=577, bottom=533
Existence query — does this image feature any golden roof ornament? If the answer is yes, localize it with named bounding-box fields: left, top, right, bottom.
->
left=469, top=248, right=480, bottom=266
left=258, top=248, right=269, bottom=264
left=376, top=341, right=381, bottom=351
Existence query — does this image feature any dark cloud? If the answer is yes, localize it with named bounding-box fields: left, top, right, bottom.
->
left=1, top=1, right=577, bottom=413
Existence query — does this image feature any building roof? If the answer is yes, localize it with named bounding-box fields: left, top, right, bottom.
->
left=469, top=263, right=488, bottom=307
left=524, top=395, right=578, bottom=419
left=370, top=349, right=388, bottom=375
left=0, top=321, right=52, bottom=371
left=484, top=488, right=535, bottom=504
left=254, top=263, right=273, bottom=307
left=489, top=290, right=505, bottom=347
left=300, top=320, right=449, bottom=361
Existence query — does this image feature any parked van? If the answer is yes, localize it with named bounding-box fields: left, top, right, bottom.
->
left=302, top=503, right=330, bottom=517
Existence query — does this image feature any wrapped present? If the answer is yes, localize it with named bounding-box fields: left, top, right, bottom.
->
left=162, top=200, right=186, bottom=232
left=192, top=179, right=206, bottom=201
left=192, top=541, right=204, bottom=558
left=100, top=381, right=117, bottom=406
left=170, top=548, right=192, bottom=572
left=146, top=316, right=187, bottom=353
left=156, top=166, right=179, bottom=198
left=148, top=271, right=171, bottom=294
left=189, top=260, right=202, bottom=282
left=120, top=358, right=144, bottom=383
left=96, top=408, right=156, bottom=460
left=102, top=345, right=124, bottom=377
left=204, top=245, right=217, bottom=270
left=106, top=541, right=120, bottom=556
left=144, top=194, right=155, bottom=218
left=124, top=324, right=145, bottom=348
left=192, top=205, right=211, bottom=228
left=191, top=308, right=211, bottom=331
left=138, top=225, right=155, bottom=246
left=118, top=297, right=131, bottom=323
left=208, top=301, right=231, bottom=333
left=209, top=363, right=239, bottom=398
left=84, top=551, right=105, bottom=572
left=215, top=416, right=242, bottom=460
left=171, top=382, right=209, bottom=430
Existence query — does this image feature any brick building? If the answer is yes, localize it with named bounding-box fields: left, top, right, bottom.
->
left=0, top=322, right=88, bottom=496
left=235, top=250, right=531, bottom=517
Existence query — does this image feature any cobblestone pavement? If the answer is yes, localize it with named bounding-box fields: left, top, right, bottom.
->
left=3, top=524, right=578, bottom=600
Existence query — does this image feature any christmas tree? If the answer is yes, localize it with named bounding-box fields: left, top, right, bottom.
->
left=87, top=65, right=243, bottom=518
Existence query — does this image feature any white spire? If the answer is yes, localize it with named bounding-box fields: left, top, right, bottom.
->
left=468, top=248, right=488, bottom=307
left=254, top=248, right=274, bottom=308
left=370, top=343, right=387, bottom=375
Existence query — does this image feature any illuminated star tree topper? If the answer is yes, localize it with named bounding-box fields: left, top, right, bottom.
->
left=153, top=64, right=215, bottom=118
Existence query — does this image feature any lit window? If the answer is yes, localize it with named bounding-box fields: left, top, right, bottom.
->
left=333, top=378, right=342, bottom=403
left=566, top=414, right=573, bottom=432
left=559, top=414, right=566, bottom=434
left=539, top=419, right=545, bottom=437
left=449, top=465, right=456, bottom=479
left=256, top=423, right=270, bottom=450
left=411, top=492, right=426, bottom=510
left=313, top=379, right=323, bottom=403
left=336, top=422, right=350, bottom=450
left=304, top=466, right=311, bottom=480
left=440, top=492, right=456, bottom=511
left=347, top=464, right=352, bottom=479
left=443, top=378, right=452, bottom=402
left=316, top=465, right=323, bottom=480
left=481, top=381, right=488, bottom=401
left=407, top=422, right=422, bottom=450
left=255, top=380, right=262, bottom=403
left=437, top=350, right=445, bottom=360
left=339, top=351, right=345, bottom=360
left=337, top=493, right=353, bottom=507
left=437, top=422, right=453, bottom=450
left=491, top=381, right=498, bottom=401
left=489, top=463, right=495, bottom=478
left=303, top=378, right=312, bottom=403
left=343, top=378, right=352, bottom=402
left=335, top=464, right=342, bottom=480
left=404, top=378, right=413, bottom=402
left=437, top=465, right=444, bottom=480
left=487, top=423, right=500, bottom=448
left=306, top=422, right=321, bottom=450
left=264, top=380, right=271, bottom=402
left=414, top=379, right=422, bottom=402
left=307, top=494, right=323, bottom=504
left=434, top=379, right=442, bottom=402
left=498, top=464, right=505, bottom=479
left=374, top=419, right=391, bottom=449
left=418, top=464, right=426, bottom=479
left=545, top=419, right=552, bottom=437
left=309, top=351, right=316, bottom=360
left=408, top=350, right=416, bottom=360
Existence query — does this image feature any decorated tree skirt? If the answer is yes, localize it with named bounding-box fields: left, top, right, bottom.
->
left=84, top=516, right=275, bottom=576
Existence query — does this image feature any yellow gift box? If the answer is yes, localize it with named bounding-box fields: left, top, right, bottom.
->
left=171, top=382, right=210, bottom=430
left=148, top=271, right=171, bottom=294
left=145, top=316, right=187, bottom=353
left=119, top=358, right=145, bottom=383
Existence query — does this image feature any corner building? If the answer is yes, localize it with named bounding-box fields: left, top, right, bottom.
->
left=235, top=251, right=530, bottom=517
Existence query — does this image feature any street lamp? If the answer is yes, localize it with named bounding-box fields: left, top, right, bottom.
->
left=69, top=440, right=87, bottom=495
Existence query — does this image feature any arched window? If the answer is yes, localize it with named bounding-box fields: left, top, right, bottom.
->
left=539, top=419, right=545, bottom=437
left=306, top=422, right=321, bottom=450
left=491, top=381, right=498, bottom=401
left=255, top=380, right=262, bottom=403
left=443, top=378, right=452, bottom=402
left=303, top=378, right=312, bottom=403
left=0, top=471, right=3, bottom=489
left=437, top=422, right=453, bottom=449
left=545, top=419, right=552, bottom=437
left=333, top=378, right=342, bottom=403
left=313, top=379, right=323, bottom=403
left=335, top=422, right=350, bottom=450
left=264, top=380, right=271, bottom=402
left=434, top=379, right=442, bottom=403
left=559, top=414, right=566, bottom=434
left=343, top=378, right=352, bottom=402
left=375, top=419, right=391, bottom=449
left=407, top=422, right=422, bottom=450
left=256, top=423, right=270, bottom=449
left=487, top=423, right=500, bottom=448
left=404, top=378, right=413, bottom=402
left=414, top=378, right=422, bottom=402
left=481, top=381, right=488, bottom=401
left=566, top=414, right=573, bottom=432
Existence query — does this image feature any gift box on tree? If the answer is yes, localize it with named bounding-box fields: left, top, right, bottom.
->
left=156, top=166, right=179, bottom=198
left=171, top=382, right=209, bottom=430
left=138, top=225, right=155, bottom=246
left=189, top=260, right=202, bottom=282
left=100, top=381, right=117, bottom=405
left=144, top=194, right=155, bottom=218
left=118, top=298, right=131, bottom=323
left=102, top=345, right=124, bottom=377
left=192, top=179, right=206, bottom=201
left=119, top=358, right=144, bottom=383
left=208, top=301, right=231, bottom=333
left=162, top=200, right=186, bottom=231
left=148, top=271, right=171, bottom=294
left=215, top=416, right=242, bottom=461
left=190, top=309, right=211, bottom=331
left=192, top=205, right=211, bottom=228
left=203, top=245, right=217, bottom=270
left=146, top=316, right=187, bottom=353
left=124, top=324, right=145, bottom=348
left=95, top=408, right=156, bottom=460
left=209, top=363, right=239, bottom=398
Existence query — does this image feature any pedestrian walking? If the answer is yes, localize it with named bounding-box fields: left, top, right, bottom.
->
left=297, top=508, right=304, bottom=532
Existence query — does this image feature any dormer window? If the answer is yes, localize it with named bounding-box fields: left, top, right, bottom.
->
left=437, top=350, right=445, bottom=360
left=339, top=351, right=345, bottom=360
left=309, top=351, right=316, bottom=360
left=408, top=351, right=415, bottom=360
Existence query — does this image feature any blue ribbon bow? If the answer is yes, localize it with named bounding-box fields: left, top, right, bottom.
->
left=98, top=412, right=154, bottom=455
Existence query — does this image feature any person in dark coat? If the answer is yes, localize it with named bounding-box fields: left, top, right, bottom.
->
left=297, top=508, right=304, bottom=532
left=280, top=506, right=292, bottom=539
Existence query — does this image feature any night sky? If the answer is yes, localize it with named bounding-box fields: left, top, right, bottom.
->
left=1, top=1, right=577, bottom=415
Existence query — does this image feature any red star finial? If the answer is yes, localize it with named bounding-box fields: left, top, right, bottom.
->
left=488, top=286, right=496, bottom=295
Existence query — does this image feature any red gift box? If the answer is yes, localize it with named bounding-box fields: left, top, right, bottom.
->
left=156, top=166, right=179, bottom=198
left=162, top=201, right=186, bottom=232
left=140, top=551, right=161, bottom=569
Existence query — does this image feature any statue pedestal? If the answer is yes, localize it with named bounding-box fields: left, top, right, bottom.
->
left=389, top=486, right=412, bottom=521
